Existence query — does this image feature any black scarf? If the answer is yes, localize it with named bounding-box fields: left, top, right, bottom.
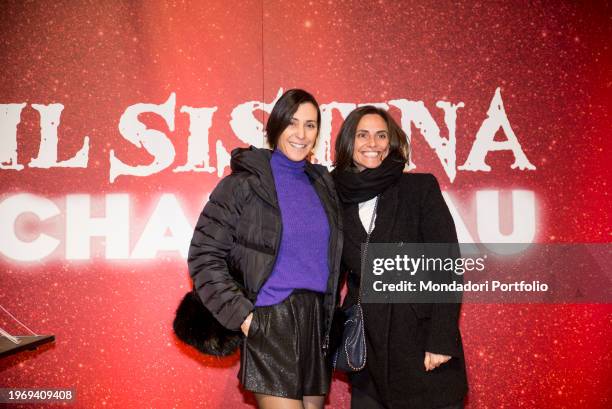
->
left=331, top=153, right=406, bottom=204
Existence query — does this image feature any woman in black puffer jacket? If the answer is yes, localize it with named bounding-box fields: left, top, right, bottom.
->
left=187, top=89, right=342, bottom=409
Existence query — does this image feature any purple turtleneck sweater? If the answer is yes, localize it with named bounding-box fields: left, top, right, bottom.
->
left=254, top=150, right=331, bottom=306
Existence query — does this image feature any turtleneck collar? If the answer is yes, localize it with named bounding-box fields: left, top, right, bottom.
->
left=271, top=149, right=306, bottom=172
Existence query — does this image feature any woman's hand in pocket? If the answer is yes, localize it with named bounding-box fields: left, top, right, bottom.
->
left=241, top=312, right=254, bottom=336
left=424, top=351, right=451, bottom=371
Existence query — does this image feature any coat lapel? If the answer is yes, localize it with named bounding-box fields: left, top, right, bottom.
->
left=370, top=182, right=400, bottom=243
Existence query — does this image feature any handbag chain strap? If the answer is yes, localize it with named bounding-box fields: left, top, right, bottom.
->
left=357, top=196, right=379, bottom=305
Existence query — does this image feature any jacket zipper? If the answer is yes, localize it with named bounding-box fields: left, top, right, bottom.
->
left=320, top=177, right=341, bottom=354
left=257, top=206, right=283, bottom=293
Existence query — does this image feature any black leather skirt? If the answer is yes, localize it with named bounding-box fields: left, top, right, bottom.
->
left=238, top=290, right=331, bottom=399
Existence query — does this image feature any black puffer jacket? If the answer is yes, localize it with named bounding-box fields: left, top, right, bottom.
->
left=187, top=146, right=343, bottom=351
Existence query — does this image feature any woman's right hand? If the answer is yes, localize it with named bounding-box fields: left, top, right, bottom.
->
left=241, top=312, right=254, bottom=336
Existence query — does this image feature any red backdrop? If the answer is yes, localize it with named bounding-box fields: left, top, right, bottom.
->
left=1, top=1, right=610, bottom=408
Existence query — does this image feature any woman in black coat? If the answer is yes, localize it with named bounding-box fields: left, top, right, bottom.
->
left=187, top=89, right=343, bottom=409
left=331, top=106, right=468, bottom=409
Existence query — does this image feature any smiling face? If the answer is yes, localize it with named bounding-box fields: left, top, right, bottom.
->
left=352, top=114, right=390, bottom=171
left=276, top=102, right=319, bottom=162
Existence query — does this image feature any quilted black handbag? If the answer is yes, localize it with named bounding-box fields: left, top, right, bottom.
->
left=333, top=196, right=378, bottom=372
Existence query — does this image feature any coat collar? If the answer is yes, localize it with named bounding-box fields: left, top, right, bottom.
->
left=234, top=146, right=335, bottom=211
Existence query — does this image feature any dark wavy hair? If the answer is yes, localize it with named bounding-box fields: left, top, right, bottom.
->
left=333, top=105, right=409, bottom=170
left=265, top=89, right=321, bottom=149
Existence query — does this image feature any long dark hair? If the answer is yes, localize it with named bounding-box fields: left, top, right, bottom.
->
left=334, top=106, right=409, bottom=170
left=266, top=89, right=321, bottom=149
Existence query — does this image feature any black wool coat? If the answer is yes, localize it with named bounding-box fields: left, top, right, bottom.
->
left=187, top=146, right=343, bottom=350
left=340, top=173, right=468, bottom=409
